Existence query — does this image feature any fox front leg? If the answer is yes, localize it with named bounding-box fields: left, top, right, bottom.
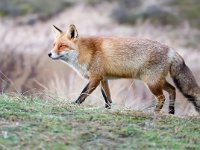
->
left=75, top=77, right=101, bottom=104
left=101, top=80, right=112, bottom=109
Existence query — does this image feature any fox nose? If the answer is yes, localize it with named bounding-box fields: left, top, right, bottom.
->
left=48, top=52, right=52, bottom=57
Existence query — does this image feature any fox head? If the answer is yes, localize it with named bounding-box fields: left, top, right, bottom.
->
left=48, top=24, right=79, bottom=60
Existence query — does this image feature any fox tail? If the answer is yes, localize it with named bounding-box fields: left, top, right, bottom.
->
left=170, top=52, right=200, bottom=112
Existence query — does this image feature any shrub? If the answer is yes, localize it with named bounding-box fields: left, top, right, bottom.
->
left=0, top=0, right=74, bottom=18
left=111, top=0, right=179, bottom=26
left=169, top=0, right=200, bottom=29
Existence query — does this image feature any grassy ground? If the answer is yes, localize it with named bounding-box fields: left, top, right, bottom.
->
left=0, top=95, right=200, bottom=150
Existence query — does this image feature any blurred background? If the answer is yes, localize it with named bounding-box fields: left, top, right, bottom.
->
left=0, top=0, right=200, bottom=115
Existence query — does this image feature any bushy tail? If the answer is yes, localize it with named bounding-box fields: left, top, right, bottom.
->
left=170, top=53, right=200, bottom=112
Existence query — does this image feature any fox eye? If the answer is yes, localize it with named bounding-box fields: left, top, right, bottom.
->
left=59, top=44, right=67, bottom=48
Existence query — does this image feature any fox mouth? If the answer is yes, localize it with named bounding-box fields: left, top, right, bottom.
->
left=50, top=54, right=67, bottom=60
left=51, top=56, right=64, bottom=60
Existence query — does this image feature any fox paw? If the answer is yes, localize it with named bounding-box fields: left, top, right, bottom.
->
left=105, top=103, right=111, bottom=109
left=71, top=101, right=77, bottom=105
left=75, top=100, right=81, bottom=104
left=169, top=106, right=175, bottom=114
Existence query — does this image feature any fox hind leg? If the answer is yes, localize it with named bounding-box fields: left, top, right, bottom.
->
left=163, top=81, right=176, bottom=114
left=147, top=82, right=165, bottom=113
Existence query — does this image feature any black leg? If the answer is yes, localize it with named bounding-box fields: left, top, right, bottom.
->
left=101, top=88, right=111, bottom=109
left=75, top=78, right=101, bottom=104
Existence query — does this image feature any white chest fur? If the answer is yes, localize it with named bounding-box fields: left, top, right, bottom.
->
left=61, top=50, right=88, bottom=78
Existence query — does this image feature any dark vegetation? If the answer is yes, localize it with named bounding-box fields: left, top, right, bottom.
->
left=0, top=0, right=74, bottom=17
left=0, top=0, right=74, bottom=25
left=1, top=0, right=200, bottom=28
left=110, top=0, right=200, bottom=28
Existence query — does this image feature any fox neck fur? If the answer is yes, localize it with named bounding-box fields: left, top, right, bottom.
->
left=60, top=49, right=89, bottom=78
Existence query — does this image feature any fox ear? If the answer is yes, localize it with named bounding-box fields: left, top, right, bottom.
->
left=52, top=25, right=62, bottom=37
left=67, top=24, right=78, bottom=39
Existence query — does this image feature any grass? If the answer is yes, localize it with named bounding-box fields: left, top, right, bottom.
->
left=0, top=95, right=200, bottom=150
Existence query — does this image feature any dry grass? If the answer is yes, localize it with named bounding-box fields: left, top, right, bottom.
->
left=0, top=47, right=43, bottom=94
left=0, top=3, right=200, bottom=115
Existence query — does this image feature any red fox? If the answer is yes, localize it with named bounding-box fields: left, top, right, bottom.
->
left=48, top=24, right=200, bottom=114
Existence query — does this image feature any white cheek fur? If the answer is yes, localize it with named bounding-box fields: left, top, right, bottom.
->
left=61, top=50, right=88, bottom=78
